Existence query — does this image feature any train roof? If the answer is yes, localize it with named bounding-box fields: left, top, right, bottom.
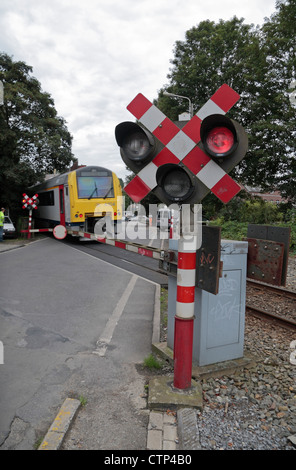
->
left=31, top=165, right=114, bottom=191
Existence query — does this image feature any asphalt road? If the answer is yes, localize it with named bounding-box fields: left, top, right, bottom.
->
left=62, top=234, right=168, bottom=287
left=0, top=237, right=160, bottom=450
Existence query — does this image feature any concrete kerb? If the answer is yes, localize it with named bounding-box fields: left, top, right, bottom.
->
left=0, top=237, right=46, bottom=253
left=38, top=398, right=81, bottom=450
left=0, top=243, right=25, bottom=253
left=146, top=284, right=180, bottom=450
left=146, top=283, right=203, bottom=451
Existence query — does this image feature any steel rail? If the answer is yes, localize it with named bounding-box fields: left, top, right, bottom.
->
left=247, top=278, right=296, bottom=300
left=246, top=304, right=296, bottom=330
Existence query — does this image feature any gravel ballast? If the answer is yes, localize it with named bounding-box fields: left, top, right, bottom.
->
left=178, top=256, right=296, bottom=450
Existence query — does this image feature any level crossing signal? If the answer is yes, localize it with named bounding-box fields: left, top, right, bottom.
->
left=22, top=193, right=39, bottom=210
left=115, top=84, right=248, bottom=206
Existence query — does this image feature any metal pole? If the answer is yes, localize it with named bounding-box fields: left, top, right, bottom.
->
left=28, top=209, right=32, bottom=240
left=163, top=91, right=193, bottom=118
left=173, top=206, right=200, bottom=389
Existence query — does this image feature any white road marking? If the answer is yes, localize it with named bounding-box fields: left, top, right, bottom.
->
left=93, top=274, right=138, bottom=357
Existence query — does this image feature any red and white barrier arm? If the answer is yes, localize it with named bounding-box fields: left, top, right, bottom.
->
left=67, top=228, right=163, bottom=260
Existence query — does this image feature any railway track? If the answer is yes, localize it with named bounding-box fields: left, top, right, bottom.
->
left=67, top=236, right=296, bottom=330
left=246, top=279, right=296, bottom=330
left=247, top=278, right=296, bottom=300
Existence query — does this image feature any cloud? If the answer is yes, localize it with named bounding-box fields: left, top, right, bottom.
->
left=0, top=0, right=277, bottom=180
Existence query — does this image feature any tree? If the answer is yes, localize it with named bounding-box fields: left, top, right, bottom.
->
left=0, top=53, right=75, bottom=215
left=156, top=13, right=296, bottom=202
left=261, top=0, right=296, bottom=201
left=263, top=0, right=296, bottom=79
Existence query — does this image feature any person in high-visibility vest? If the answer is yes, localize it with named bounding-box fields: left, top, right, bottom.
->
left=0, top=208, right=5, bottom=242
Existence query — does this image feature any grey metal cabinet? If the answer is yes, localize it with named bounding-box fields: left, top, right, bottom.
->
left=167, top=240, right=248, bottom=366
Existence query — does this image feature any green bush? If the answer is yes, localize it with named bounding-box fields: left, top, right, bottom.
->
left=208, top=199, right=295, bottom=254
left=208, top=219, right=295, bottom=254
left=209, top=220, right=248, bottom=241
left=218, top=198, right=283, bottom=224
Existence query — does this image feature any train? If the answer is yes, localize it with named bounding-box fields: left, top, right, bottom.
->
left=31, top=165, right=123, bottom=236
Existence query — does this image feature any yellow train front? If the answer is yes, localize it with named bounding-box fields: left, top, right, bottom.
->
left=33, top=166, right=123, bottom=236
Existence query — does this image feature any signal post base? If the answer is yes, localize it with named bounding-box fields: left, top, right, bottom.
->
left=173, top=316, right=194, bottom=390
left=148, top=375, right=203, bottom=411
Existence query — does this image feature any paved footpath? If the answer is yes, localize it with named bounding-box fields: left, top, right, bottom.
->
left=0, top=237, right=179, bottom=451
left=147, top=410, right=178, bottom=450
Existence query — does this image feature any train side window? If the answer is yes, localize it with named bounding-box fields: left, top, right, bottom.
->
left=38, top=191, right=54, bottom=206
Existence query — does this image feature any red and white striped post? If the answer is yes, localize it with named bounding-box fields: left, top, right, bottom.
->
left=27, top=209, right=32, bottom=240
left=173, top=206, right=201, bottom=389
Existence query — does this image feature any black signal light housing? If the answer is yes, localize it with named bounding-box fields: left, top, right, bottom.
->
left=200, top=114, right=238, bottom=159
left=154, top=163, right=202, bottom=205
left=200, top=113, right=248, bottom=175
left=115, top=121, right=163, bottom=173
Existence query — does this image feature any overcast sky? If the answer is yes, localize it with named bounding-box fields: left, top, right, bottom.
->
left=1, top=0, right=277, bottom=181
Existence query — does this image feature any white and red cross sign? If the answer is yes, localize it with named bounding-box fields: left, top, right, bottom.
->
left=124, top=84, right=241, bottom=204
left=22, top=193, right=39, bottom=209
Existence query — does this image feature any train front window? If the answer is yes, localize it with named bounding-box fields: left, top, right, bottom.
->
left=77, top=176, right=114, bottom=199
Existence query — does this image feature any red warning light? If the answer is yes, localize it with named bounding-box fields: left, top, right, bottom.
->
left=206, top=127, right=234, bottom=156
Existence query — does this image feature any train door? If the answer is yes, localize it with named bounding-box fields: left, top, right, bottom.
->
left=64, top=185, right=71, bottom=223
left=59, top=185, right=66, bottom=226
